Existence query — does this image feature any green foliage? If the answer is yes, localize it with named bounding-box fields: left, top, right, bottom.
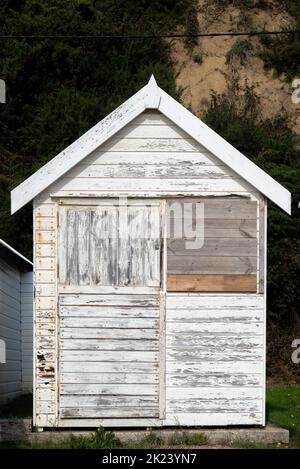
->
left=184, top=7, right=200, bottom=52
left=204, top=87, right=300, bottom=325
left=226, top=39, right=254, bottom=65
left=260, top=1, right=300, bottom=79
left=0, top=0, right=196, bottom=256
left=260, top=33, right=300, bottom=81
left=69, top=426, right=120, bottom=449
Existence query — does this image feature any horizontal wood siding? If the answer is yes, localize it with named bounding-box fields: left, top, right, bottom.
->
left=0, top=259, right=22, bottom=403
left=59, top=294, right=160, bottom=419
left=167, top=274, right=257, bottom=292
left=21, top=272, right=33, bottom=392
left=37, top=111, right=257, bottom=201
left=167, top=197, right=258, bottom=291
left=165, top=293, right=264, bottom=426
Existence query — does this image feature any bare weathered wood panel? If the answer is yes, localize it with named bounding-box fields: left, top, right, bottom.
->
left=61, top=407, right=159, bottom=418
left=167, top=239, right=257, bottom=257
left=171, top=218, right=257, bottom=238
left=168, top=256, right=257, bottom=275
left=59, top=204, right=160, bottom=287
left=168, top=197, right=257, bottom=219
left=167, top=197, right=258, bottom=284
left=167, top=274, right=257, bottom=292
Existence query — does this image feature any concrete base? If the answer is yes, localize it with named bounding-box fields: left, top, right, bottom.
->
left=0, top=420, right=289, bottom=446
left=110, top=425, right=289, bottom=446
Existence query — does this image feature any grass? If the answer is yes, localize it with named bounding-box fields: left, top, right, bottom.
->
left=266, top=384, right=300, bottom=448
left=69, top=426, right=120, bottom=449
left=167, top=430, right=208, bottom=447
left=0, top=394, right=32, bottom=419
left=232, top=439, right=273, bottom=449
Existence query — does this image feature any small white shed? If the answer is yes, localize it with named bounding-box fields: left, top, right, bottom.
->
left=11, top=76, right=291, bottom=429
left=0, top=239, right=33, bottom=403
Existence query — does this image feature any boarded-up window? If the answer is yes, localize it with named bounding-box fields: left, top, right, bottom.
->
left=167, top=197, right=258, bottom=292
left=58, top=204, right=160, bottom=287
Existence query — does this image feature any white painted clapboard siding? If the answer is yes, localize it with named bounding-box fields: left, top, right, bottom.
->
left=21, top=272, right=33, bottom=392
left=0, top=259, right=22, bottom=403
left=165, top=293, right=264, bottom=426
left=37, top=111, right=257, bottom=200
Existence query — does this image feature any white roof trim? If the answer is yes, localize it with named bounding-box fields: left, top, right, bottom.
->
left=0, top=238, right=33, bottom=266
left=11, top=75, right=291, bottom=214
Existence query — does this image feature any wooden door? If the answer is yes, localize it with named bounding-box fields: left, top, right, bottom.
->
left=57, top=201, right=163, bottom=421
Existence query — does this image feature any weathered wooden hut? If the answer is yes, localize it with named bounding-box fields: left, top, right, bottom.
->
left=11, top=76, right=291, bottom=430
left=0, top=239, right=33, bottom=403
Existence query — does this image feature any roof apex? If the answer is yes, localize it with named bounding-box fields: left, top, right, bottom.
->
left=11, top=76, right=291, bottom=214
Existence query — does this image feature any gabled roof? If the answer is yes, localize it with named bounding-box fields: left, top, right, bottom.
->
left=0, top=239, right=33, bottom=271
left=11, top=75, right=291, bottom=214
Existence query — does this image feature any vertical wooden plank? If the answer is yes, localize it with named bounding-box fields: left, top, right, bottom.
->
left=262, top=201, right=267, bottom=425
left=58, top=207, right=66, bottom=285
left=90, top=207, right=117, bottom=286
left=118, top=205, right=130, bottom=286
left=77, top=210, right=90, bottom=285
left=128, top=206, right=143, bottom=286
left=66, top=210, right=78, bottom=285
left=258, top=198, right=265, bottom=294
left=148, top=205, right=161, bottom=287
left=34, top=199, right=58, bottom=429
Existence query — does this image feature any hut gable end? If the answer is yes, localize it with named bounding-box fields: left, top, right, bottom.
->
left=11, top=76, right=291, bottom=214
